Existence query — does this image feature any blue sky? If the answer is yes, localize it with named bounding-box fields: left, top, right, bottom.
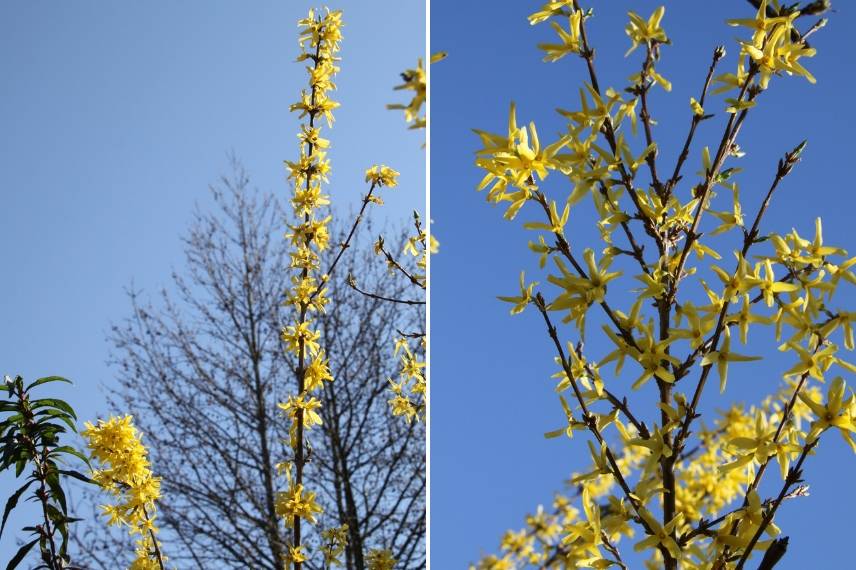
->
left=0, top=0, right=424, bottom=562
left=431, top=1, right=855, bottom=568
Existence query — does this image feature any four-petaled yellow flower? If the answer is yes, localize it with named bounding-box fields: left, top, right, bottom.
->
left=365, top=164, right=400, bottom=187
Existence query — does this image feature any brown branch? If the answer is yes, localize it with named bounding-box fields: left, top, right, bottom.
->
left=315, top=181, right=379, bottom=297
left=346, top=273, right=425, bottom=305
left=377, top=242, right=426, bottom=289
left=571, top=0, right=664, bottom=255
left=600, top=530, right=629, bottom=570
left=596, top=178, right=652, bottom=276
left=532, top=294, right=670, bottom=563
left=671, top=141, right=805, bottom=458
left=756, top=536, right=789, bottom=570
left=143, top=506, right=167, bottom=570
left=637, top=43, right=664, bottom=195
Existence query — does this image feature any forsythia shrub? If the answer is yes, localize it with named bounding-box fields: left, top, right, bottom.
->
left=472, top=1, right=853, bottom=569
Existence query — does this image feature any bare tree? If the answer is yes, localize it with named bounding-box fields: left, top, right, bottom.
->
left=72, top=159, right=425, bottom=570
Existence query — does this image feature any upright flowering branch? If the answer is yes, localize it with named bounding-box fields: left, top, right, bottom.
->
left=279, top=9, right=407, bottom=567
left=278, top=8, right=343, bottom=568
left=472, top=1, right=853, bottom=569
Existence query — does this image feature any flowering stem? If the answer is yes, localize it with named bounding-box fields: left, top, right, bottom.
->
left=668, top=67, right=758, bottom=298
left=572, top=0, right=664, bottom=253
left=638, top=44, right=663, bottom=194
left=672, top=142, right=803, bottom=458
left=600, top=531, right=629, bottom=570
left=377, top=242, right=426, bottom=289
left=142, top=506, right=166, bottom=570
left=733, top=438, right=818, bottom=569
left=595, top=178, right=652, bottom=276
left=292, top=34, right=325, bottom=570
left=533, top=294, right=672, bottom=563
left=532, top=191, right=641, bottom=351
left=717, top=330, right=832, bottom=564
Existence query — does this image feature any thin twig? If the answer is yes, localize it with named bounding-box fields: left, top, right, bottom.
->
left=346, top=275, right=425, bottom=305
left=313, top=181, right=380, bottom=301
left=377, top=243, right=426, bottom=289
left=665, top=46, right=725, bottom=199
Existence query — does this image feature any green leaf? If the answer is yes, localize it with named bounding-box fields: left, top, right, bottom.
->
left=30, top=399, right=77, bottom=420
left=0, top=479, right=36, bottom=539
left=45, top=469, right=67, bottom=516
left=59, top=469, right=94, bottom=485
left=5, top=537, right=38, bottom=570
left=34, top=422, right=67, bottom=442
left=51, top=446, right=90, bottom=467
left=36, top=409, right=77, bottom=433
left=1, top=414, right=23, bottom=428
left=45, top=503, right=62, bottom=523
left=25, top=376, right=72, bottom=392
left=0, top=441, right=27, bottom=473
left=57, top=514, right=69, bottom=557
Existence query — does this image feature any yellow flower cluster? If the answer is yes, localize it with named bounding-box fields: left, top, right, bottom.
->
left=365, top=164, right=400, bottom=188
left=320, top=524, right=349, bottom=566
left=366, top=548, right=397, bottom=570
left=727, top=0, right=816, bottom=90
left=474, top=1, right=851, bottom=568
left=82, top=415, right=166, bottom=569
left=625, top=7, right=668, bottom=55
left=388, top=338, right=427, bottom=423
left=276, top=476, right=323, bottom=528
left=475, top=378, right=851, bottom=569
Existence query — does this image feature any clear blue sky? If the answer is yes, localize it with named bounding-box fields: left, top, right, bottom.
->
left=0, top=0, right=425, bottom=562
left=431, top=1, right=855, bottom=568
